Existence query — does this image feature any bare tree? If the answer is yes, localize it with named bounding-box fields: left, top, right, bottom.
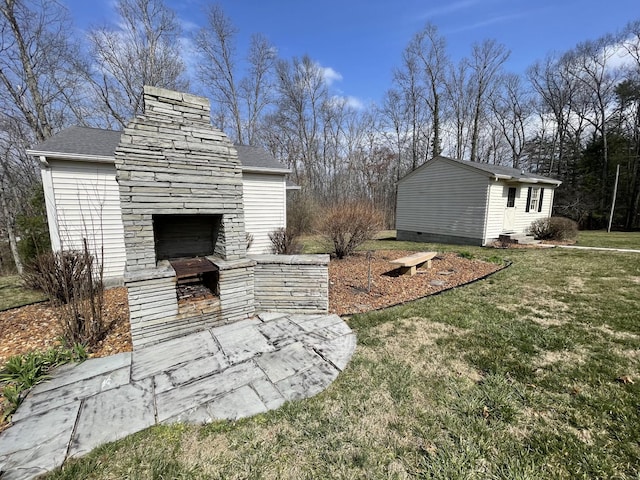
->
left=196, top=4, right=243, bottom=142
left=240, top=34, right=277, bottom=145
left=0, top=0, right=84, bottom=272
left=467, top=39, right=510, bottom=162
left=407, top=23, right=450, bottom=157
left=87, top=0, right=188, bottom=128
left=489, top=73, right=533, bottom=168
left=274, top=56, right=328, bottom=194
left=393, top=48, right=428, bottom=170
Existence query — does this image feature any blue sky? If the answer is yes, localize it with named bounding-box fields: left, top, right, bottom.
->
left=67, top=0, right=639, bottom=106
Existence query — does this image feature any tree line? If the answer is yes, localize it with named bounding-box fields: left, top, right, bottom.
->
left=1, top=0, right=639, bottom=271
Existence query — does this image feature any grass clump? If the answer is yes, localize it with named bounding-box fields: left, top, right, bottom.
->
left=1, top=344, right=87, bottom=419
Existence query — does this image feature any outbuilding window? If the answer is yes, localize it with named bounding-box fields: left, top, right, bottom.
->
left=525, top=187, right=545, bottom=212
left=506, top=187, right=516, bottom=207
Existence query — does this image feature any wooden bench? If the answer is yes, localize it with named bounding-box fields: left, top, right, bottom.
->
left=389, top=251, right=438, bottom=276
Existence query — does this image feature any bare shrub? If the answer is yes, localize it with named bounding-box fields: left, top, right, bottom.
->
left=319, top=201, right=384, bottom=259
left=528, top=217, right=579, bottom=241
left=269, top=227, right=302, bottom=254
left=21, top=240, right=105, bottom=347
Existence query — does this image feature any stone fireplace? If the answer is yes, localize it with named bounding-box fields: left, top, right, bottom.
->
left=115, top=86, right=329, bottom=349
left=115, top=86, right=256, bottom=348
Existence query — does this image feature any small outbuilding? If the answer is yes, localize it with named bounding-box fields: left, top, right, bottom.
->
left=27, top=126, right=293, bottom=282
left=395, top=156, right=562, bottom=246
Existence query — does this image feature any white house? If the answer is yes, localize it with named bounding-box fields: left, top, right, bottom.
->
left=27, top=126, right=294, bottom=283
left=395, top=156, right=562, bottom=246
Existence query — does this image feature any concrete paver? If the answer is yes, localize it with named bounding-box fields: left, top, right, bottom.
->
left=0, top=312, right=356, bottom=479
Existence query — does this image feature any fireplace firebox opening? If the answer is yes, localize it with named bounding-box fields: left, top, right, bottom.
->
left=153, top=214, right=222, bottom=262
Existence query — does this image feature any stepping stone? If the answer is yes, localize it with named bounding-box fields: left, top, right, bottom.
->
left=68, top=379, right=155, bottom=458
left=256, top=316, right=306, bottom=347
left=131, top=330, right=219, bottom=380
left=276, top=360, right=339, bottom=402
left=155, top=361, right=265, bottom=422
left=314, top=333, right=357, bottom=371
left=154, top=351, right=229, bottom=394
left=30, top=353, right=131, bottom=395
left=12, top=365, right=130, bottom=422
left=0, top=402, right=81, bottom=478
left=256, top=342, right=323, bottom=383
left=430, top=280, right=446, bottom=286
left=214, top=325, right=275, bottom=364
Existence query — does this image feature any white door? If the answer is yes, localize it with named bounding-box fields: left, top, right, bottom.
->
left=503, top=187, right=517, bottom=232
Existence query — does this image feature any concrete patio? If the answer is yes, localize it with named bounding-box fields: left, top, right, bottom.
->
left=0, top=312, right=356, bottom=480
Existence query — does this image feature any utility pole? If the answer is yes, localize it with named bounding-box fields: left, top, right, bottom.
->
left=607, top=164, right=620, bottom=233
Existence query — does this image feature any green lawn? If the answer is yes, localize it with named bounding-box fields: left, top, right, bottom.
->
left=0, top=275, right=46, bottom=311
left=45, top=243, right=640, bottom=479
left=576, top=230, right=640, bottom=249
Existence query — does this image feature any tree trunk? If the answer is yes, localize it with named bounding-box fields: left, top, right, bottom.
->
left=1, top=188, right=22, bottom=274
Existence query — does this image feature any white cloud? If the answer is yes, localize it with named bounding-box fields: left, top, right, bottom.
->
left=319, top=65, right=343, bottom=86
left=345, top=96, right=364, bottom=110
left=420, top=0, right=481, bottom=19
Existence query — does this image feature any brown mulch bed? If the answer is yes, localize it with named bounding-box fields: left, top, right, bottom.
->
left=0, top=252, right=504, bottom=365
left=0, top=251, right=503, bottom=431
left=0, top=288, right=132, bottom=367
left=329, top=250, right=503, bottom=315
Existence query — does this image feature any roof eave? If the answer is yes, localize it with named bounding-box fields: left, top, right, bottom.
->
left=240, top=166, right=291, bottom=175
left=26, top=150, right=116, bottom=164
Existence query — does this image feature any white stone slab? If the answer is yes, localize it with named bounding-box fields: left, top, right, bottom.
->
left=30, top=353, right=131, bottom=395
left=214, top=326, right=275, bottom=364
left=68, top=379, right=155, bottom=458
left=276, top=360, right=339, bottom=402
left=256, top=317, right=306, bottom=346
left=250, top=378, right=286, bottom=410
left=0, top=402, right=80, bottom=477
left=255, top=342, right=322, bottom=383
left=256, top=312, right=288, bottom=322
left=314, top=333, right=357, bottom=371
left=155, top=361, right=265, bottom=422
left=209, top=317, right=261, bottom=336
left=131, top=330, right=219, bottom=380
left=206, top=385, right=268, bottom=420
left=153, top=352, right=229, bottom=394
left=290, top=314, right=343, bottom=333
left=12, top=366, right=130, bottom=422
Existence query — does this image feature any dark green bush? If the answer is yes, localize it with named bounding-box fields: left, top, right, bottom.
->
left=528, top=217, right=579, bottom=241
left=16, top=186, right=50, bottom=264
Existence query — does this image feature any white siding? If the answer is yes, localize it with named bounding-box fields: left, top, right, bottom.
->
left=47, top=160, right=126, bottom=280
left=396, top=159, right=490, bottom=242
left=512, top=185, right=555, bottom=234
left=484, top=182, right=557, bottom=242
left=43, top=161, right=287, bottom=280
left=241, top=173, right=286, bottom=254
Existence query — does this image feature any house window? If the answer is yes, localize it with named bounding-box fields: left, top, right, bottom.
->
left=507, top=187, right=516, bottom=208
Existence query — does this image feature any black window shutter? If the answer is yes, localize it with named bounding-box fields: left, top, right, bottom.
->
left=538, top=188, right=545, bottom=212
left=525, top=187, right=532, bottom=212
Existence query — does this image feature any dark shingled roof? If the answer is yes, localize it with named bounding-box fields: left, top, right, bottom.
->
left=30, top=126, right=123, bottom=158
left=439, top=156, right=559, bottom=183
left=233, top=145, right=288, bottom=171
left=29, top=126, right=289, bottom=171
